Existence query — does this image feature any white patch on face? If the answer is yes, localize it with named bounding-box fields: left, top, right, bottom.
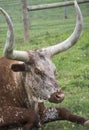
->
left=23, top=53, right=60, bottom=102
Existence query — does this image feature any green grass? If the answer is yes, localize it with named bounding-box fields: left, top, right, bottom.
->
left=0, top=0, right=89, bottom=130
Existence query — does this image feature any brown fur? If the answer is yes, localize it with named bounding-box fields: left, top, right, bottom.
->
left=0, top=57, right=29, bottom=107
left=0, top=57, right=40, bottom=130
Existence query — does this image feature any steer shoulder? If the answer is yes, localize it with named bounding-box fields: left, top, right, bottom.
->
left=0, top=57, right=28, bottom=107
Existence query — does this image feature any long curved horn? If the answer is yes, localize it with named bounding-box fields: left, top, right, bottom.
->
left=42, top=0, right=83, bottom=57
left=0, top=8, right=29, bottom=62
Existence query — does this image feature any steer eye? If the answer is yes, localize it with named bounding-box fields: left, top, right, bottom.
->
left=35, top=67, right=42, bottom=75
left=35, top=67, right=45, bottom=78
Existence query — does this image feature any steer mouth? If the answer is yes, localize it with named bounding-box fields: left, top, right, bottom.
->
left=48, top=90, right=64, bottom=103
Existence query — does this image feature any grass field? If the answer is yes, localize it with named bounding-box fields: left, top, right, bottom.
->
left=0, top=0, right=89, bottom=130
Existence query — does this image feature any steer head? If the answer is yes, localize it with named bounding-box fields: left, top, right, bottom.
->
left=0, top=0, right=83, bottom=103
left=11, top=50, right=64, bottom=103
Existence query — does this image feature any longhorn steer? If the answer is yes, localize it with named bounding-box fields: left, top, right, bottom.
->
left=0, top=0, right=89, bottom=130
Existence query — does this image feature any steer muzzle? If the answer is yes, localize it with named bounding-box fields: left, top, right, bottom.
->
left=48, top=90, right=64, bottom=103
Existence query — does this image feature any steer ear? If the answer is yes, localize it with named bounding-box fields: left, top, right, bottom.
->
left=11, top=63, right=26, bottom=72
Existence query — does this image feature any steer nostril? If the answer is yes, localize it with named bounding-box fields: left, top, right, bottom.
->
left=56, top=93, right=65, bottom=100
left=48, top=91, right=64, bottom=103
left=55, top=94, right=60, bottom=98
